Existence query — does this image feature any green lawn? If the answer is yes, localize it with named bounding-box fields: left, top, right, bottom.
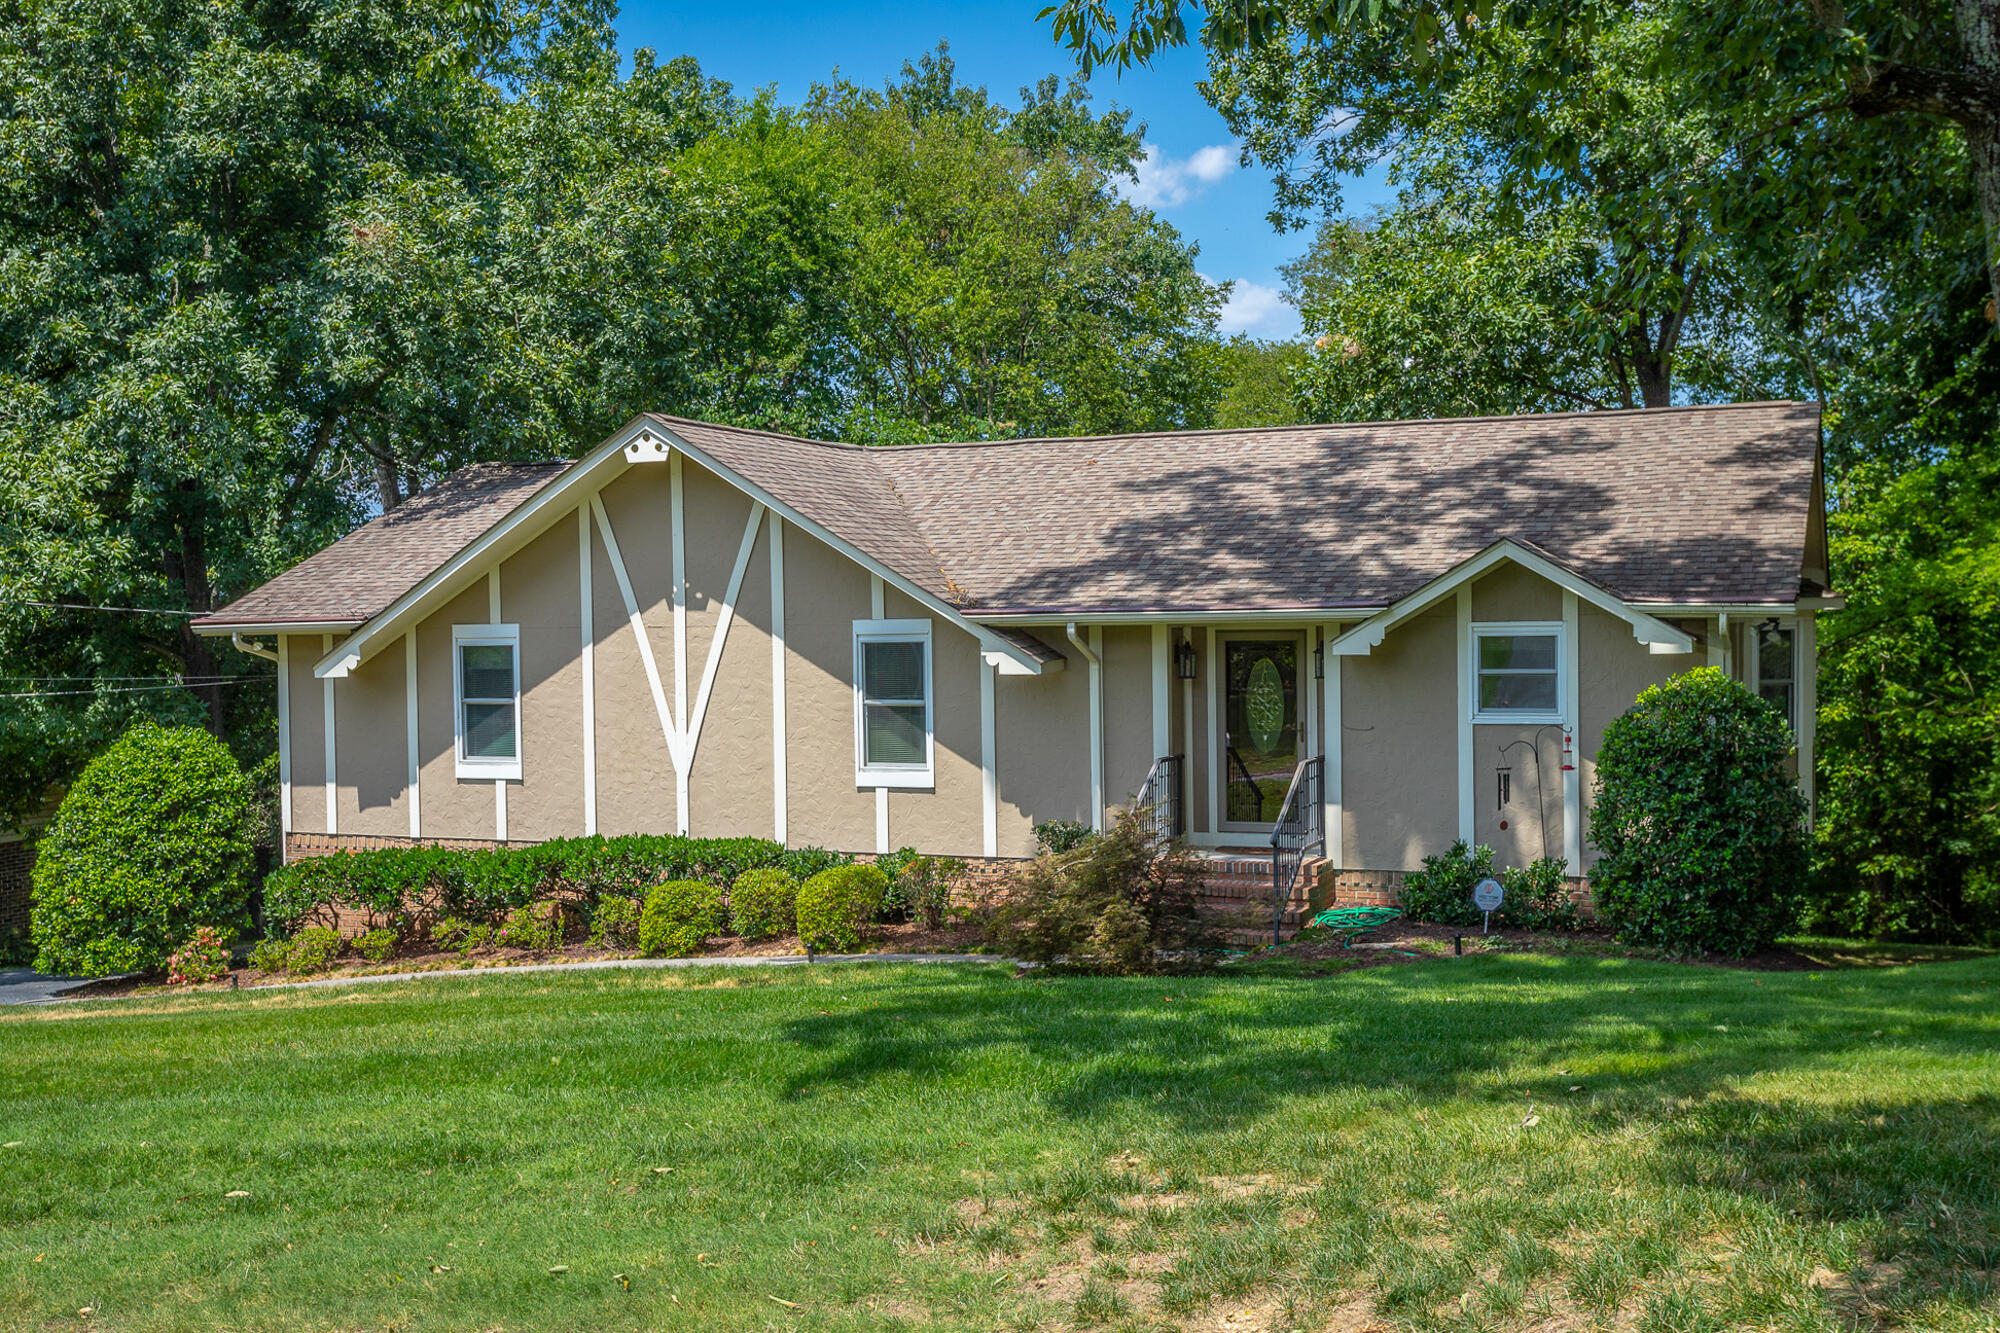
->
left=2, top=952, right=1997, bottom=1332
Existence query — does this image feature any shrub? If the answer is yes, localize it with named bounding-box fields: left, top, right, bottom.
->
left=1033, top=819, right=1096, bottom=856
left=246, top=936, right=293, bottom=973
left=587, top=895, right=642, bottom=948
left=729, top=868, right=798, bottom=940
left=638, top=880, right=724, bottom=958
left=796, top=865, right=890, bottom=953
left=30, top=722, right=258, bottom=976
left=351, top=928, right=397, bottom=963
left=897, top=855, right=966, bottom=930
left=988, top=809, right=1209, bottom=974
left=429, top=916, right=482, bottom=953
left=286, top=926, right=344, bottom=974
left=495, top=903, right=561, bottom=951
left=259, top=834, right=848, bottom=934
left=1501, top=858, right=1580, bottom=931
left=164, top=926, right=231, bottom=986
left=1590, top=667, right=1808, bottom=956
left=1395, top=841, right=1494, bottom=927
left=874, top=847, right=924, bottom=920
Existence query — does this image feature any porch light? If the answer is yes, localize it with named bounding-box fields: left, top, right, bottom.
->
left=1313, top=642, right=1326, bottom=681
left=1174, top=637, right=1198, bottom=681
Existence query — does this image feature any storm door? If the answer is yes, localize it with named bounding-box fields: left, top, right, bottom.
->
left=1217, top=633, right=1305, bottom=832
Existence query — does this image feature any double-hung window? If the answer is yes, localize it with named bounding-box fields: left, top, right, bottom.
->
left=853, top=619, right=934, bottom=788
left=1471, top=622, right=1566, bottom=724
left=453, top=624, right=522, bottom=780
left=1756, top=623, right=1797, bottom=732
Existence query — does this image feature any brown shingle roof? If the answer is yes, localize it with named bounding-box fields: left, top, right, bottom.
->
left=201, top=463, right=568, bottom=627
left=864, top=402, right=1820, bottom=611
left=199, top=402, right=1819, bottom=632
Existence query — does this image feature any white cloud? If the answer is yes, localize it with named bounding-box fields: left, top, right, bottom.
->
left=1121, top=142, right=1239, bottom=209
left=1214, top=278, right=1292, bottom=336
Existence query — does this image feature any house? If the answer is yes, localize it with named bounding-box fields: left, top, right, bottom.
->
left=194, top=402, right=1829, bottom=891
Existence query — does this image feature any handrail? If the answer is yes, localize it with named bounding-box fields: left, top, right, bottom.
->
left=1130, top=753, right=1185, bottom=840
left=1224, top=743, right=1263, bottom=813
left=1268, top=755, right=1327, bottom=946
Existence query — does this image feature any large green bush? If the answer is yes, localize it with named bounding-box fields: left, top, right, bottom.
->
left=987, top=809, right=1209, bottom=973
left=796, top=865, right=890, bottom=953
left=1590, top=668, right=1808, bottom=955
left=638, top=880, right=724, bottom=958
left=728, top=868, right=799, bottom=940
left=1390, top=843, right=1578, bottom=931
left=30, top=723, right=257, bottom=975
left=260, top=834, right=847, bottom=934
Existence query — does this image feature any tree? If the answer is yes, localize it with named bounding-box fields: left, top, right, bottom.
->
left=1212, top=336, right=1309, bottom=427
left=1045, top=0, right=2000, bottom=319
left=804, top=48, right=1228, bottom=439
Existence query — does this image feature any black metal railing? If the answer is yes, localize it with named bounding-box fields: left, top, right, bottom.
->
left=1131, top=753, right=1186, bottom=841
left=1268, top=755, right=1327, bottom=945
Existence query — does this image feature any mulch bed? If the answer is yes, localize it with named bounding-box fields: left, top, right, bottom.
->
left=53, top=920, right=993, bottom=1001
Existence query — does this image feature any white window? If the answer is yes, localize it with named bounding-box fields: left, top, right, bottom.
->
left=853, top=619, right=933, bottom=788
left=1471, top=622, right=1566, bottom=724
left=1757, top=623, right=1797, bottom=731
left=453, top=624, right=521, bottom=780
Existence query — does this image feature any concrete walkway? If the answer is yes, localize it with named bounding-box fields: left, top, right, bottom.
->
left=0, top=966, right=124, bottom=1005
left=6, top=952, right=1014, bottom=1006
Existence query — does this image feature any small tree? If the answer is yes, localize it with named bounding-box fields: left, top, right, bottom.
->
left=988, top=808, right=1210, bottom=973
left=30, top=723, right=257, bottom=975
left=1590, top=668, right=1808, bottom=955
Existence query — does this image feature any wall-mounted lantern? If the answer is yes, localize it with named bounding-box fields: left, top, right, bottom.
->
left=1174, top=637, right=1198, bottom=681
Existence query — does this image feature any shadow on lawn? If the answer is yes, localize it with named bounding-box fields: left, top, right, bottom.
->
left=773, top=956, right=1999, bottom=1130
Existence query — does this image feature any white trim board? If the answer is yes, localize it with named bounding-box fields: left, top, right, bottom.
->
left=1328, top=540, right=1695, bottom=659
left=308, top=416, right=1053, bottom=682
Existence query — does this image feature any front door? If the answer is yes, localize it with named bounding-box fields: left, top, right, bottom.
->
left=1218, top=633, right=1305, bottom=832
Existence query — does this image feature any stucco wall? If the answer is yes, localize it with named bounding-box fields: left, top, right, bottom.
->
left=1101, top=626, right=1157, bottom=809
left=1341, top=605, right=1456, bottom=869
left=500, top=517, right=585, bottom=843
left=781, top=523, right=878, bottom=852
left=334, top=634, right=409, bottom=836
left=1577, top=605, right=1692, bottom=862
left=995, top=637, right=1091, bottom=849
left=681, top=467, right=776, bottom=840
left=417, top=582, right=500, bottom=840
left=285, top=634, right=327, bottom=835
left=592, top=466, right=678, bottom=835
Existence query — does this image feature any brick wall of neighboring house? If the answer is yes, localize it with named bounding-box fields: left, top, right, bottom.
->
left=0, top=835, right=35, bottom=957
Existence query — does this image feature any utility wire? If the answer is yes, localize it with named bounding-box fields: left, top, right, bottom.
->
left=0, top=675, right=242, bottom=683
left=0, top=679, right=270, bottom=700
left=0, top=600, right=204, bottom=616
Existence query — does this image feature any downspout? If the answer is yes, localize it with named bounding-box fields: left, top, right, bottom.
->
left=230, top=632, right=278, bottom=663
left=1066, top=622, right=1104, bottom=832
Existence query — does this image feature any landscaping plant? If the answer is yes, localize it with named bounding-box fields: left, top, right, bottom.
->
left=1032, top=819, right=1096, bottom=855
left=795, top=865, right=890, bottom=953
left=989, top=808, right=1209, bottom=973
left=1591, top=667, right=1808, bottom=955
left=351, top=928, right=397, bottom=963
left=1500, top=857, right=1580, bottom=931
left=728, top=868, right=799, bottom=940
left=285, top=927, right=345, bottom=974
left=246, top=937, right=293, bottom=973
left=896, top=854, right=966, bottom=930
left=29, top=723, right=258, bottom=976
left=1394, top=841, right=1496, bottom=928
left=163, top=926, right=231, bottom=987
left=587, top=895, right=641, bottom=948
left=494, top=903, right=562, bottom=951
left=638, top=880, right=724, bottom=958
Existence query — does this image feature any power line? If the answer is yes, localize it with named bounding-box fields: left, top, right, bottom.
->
left=0, top=675, right=243, bottom=683
left=0, top=679, right=270, bottom=700
left=1, top=600, right=204, bottom=617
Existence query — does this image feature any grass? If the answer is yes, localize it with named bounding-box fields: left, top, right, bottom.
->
left=1, top=950, right=1997, bottom=1331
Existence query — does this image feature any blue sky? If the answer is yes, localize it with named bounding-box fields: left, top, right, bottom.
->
left=616, top=1, right=1392, bottom=340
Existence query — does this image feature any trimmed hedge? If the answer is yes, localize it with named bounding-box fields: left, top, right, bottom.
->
left=796, top=865, right=890, bottom=952
left=261, top=834, right=848, bottom=934
left=1591, top=667, right=1807, bottom=956
left=729, top=868, right=798, bottom=940
left=30, top=723, right=258, bottom=975
left=639, top=880, right=723, bottom=957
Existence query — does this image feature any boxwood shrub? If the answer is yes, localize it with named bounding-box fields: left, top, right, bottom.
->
left=260, top=834, right=847, bottom=934
left=796, top=865, right=890, bottom=953
left=638, top=880, right=724, bottom=957
left=728, top=868, right=798, bottom=940
left=1590, top=667, right=1808, bottom=955
left=30, top=723, right=257, bottom=976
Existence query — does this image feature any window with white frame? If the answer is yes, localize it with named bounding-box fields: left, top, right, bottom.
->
left=1471, top=623, right=1566, bottom=723
left=1757, top=623, right=1797, bottom=731
left=453, top=624, right=521, bottom=780
left=853, top=619, right=933, bottom=787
